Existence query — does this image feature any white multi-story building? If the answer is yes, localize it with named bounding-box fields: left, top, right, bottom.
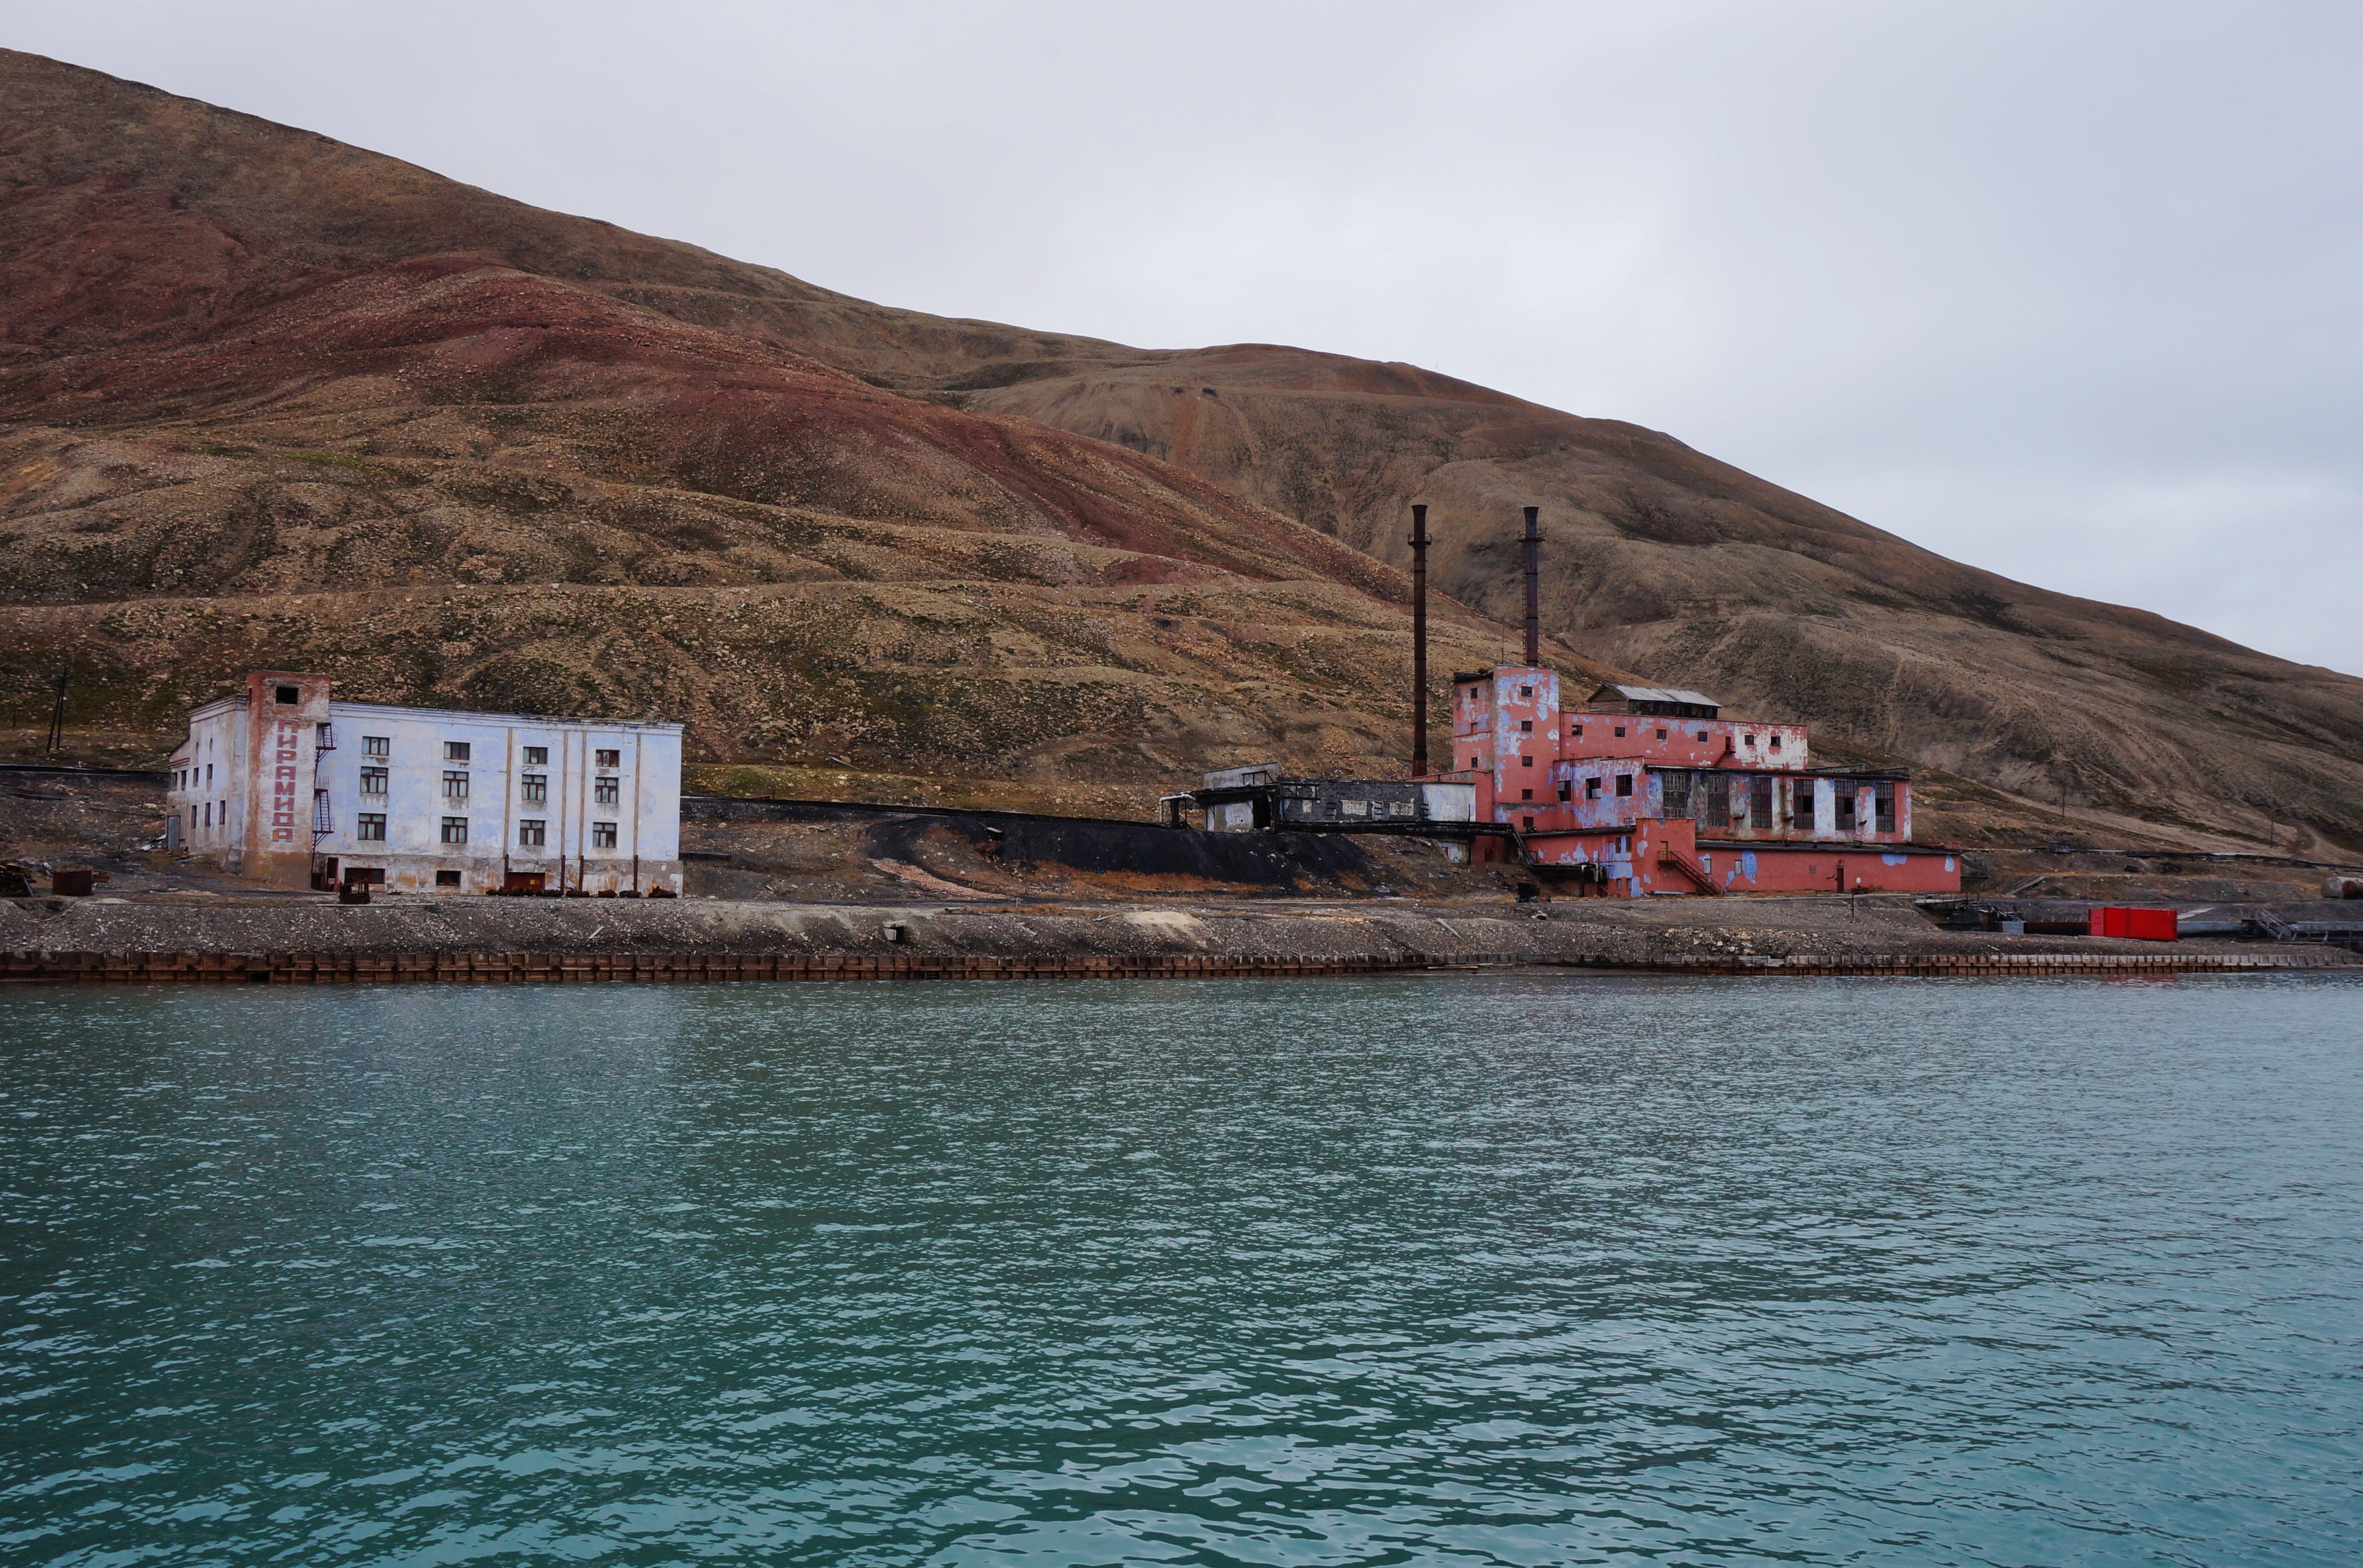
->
left=166, top=671, right=684, bottom=895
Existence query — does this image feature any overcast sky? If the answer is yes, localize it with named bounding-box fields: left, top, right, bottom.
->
left=13, top=1, right=2360, bottom=674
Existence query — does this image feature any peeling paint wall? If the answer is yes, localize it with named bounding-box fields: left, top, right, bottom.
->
left=1450, top=661, right=1956, bottom=897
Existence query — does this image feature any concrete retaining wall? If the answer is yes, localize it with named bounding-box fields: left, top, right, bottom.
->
left=4, top=948, right=2351, bottom=985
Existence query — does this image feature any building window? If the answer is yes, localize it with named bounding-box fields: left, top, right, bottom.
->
left=1875, top=781, right=1896, bottom=834
left=205, top=763, right=213, bottom=787
left=595, top=748, right=621, bottom=769
left=523, top=745, right=548, bottom=765
left=1662, top=771, right=1693, bottom=817
left=1656, top=728, right=1668, bottom=740
left=357, top=813, right=387, bottom=841
left=1750, top=775, right=1774, bottom=829
left=442, top=771, right=469, bottom=801
left=440, top=817, right=468, bottom=845
left=203, top=801, right=211, bottom=826
left=1585, top=777, right=1601, bottom=799
left=316, top=722, right=335, bottom=749
left=1520, top=789, right=1533, bottom=801
left=1614, top=725, right=1625, bottom=738
left=1696, top=730, right=1709, bottom=742
left=1519, top=720, right=1533, bottom=733
left=1521, top=755, right=1533, bottom=768
left=1616, top=775, right=1633, bottom=797
left=275, top=685, right=298, bottom=704
left=1557, top=783, right=1571, bottom=802
left=1523, top=815, right=1536, bottom=831
left=1518, top=687, right=1531, bottom=699
left=519, top=819, right=546, bottom=848
left=444, top=740, right=472, bottom=762
left=362, top=735, right=389, bottom=757
left=1743, top=734, right=1756, bottom=748
left=1837, top=783, right=1858, bottom=831
left=436, top=869, right=462, bottom=887
left=594, top=775, right=620, bottom=806
left=1770, top=735, right=1782, bottom=752
left=360, top=767, right=387, bottom=796
left=591, top=821, right=619, bottom=849
left=520, top=773, right=548, bottom=804
left=1571, top=725, right=1583, bottom=738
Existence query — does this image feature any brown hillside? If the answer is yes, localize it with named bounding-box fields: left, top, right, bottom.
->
left=5, top=49, right=2358, bottom=852
left=956, top=356, right=2363, bottom=853
left=0, top=49, right=1578, bottom=793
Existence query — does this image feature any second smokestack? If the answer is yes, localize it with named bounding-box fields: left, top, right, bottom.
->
left=1521, top=505, right=1540, bottom=666
left=1409, top=503, right=1430, bottom=777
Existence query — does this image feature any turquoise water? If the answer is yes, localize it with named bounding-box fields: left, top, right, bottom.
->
left=3, top=974, right=2359, bottom=1566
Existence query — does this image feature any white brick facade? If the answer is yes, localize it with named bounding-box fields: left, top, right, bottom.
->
left=166, top=672, right=683, bottom=894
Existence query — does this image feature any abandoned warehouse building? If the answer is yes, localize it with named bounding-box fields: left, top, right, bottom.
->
left=167, top=671, right=684, bottom=895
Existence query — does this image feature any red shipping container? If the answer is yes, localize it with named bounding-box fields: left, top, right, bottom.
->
left=2087, top=906, right=2178, bottom=941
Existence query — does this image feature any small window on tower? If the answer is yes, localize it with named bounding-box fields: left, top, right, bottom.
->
left=1656, top=729, right=1668, bottom=740
left=1519, top=686, right=1532, bottom=698
left=1521, top=755, right=1533, bottom=768
left=1519, top=720, right=1533, bottom=732
left=275, top=685, right=298, bottom=704
left=1571, top=724, right=1583, bottom=738
left=1521, top=789, right=1533, bottom=801
left=1743, top=734, right=1756, bottom=748
left=1696, top=730, right=1709, bottom=742
left=1614, top=726, right=1626, bottom=738
left=1770, top=735, right=1782, bottom=752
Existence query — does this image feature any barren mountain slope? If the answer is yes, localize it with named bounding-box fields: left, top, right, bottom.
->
left=0, top=50, right=1584, bottom=789
left=954, top=356, right=2363, bottom=852
left=5, top=49, right=2358, bottom=851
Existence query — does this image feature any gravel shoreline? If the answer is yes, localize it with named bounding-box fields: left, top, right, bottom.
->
left=6, top=893, right=2354, bottom=975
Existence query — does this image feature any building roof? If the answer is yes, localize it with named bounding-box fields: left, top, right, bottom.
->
left=1592, top=683, right=1721, bottom=707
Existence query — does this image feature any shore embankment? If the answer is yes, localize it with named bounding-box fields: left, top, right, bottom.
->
left=5, top=894, right=2354, bottom=983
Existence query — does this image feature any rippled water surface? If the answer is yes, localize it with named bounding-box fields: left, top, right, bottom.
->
left=4, top=974, right=2360, bottom=1566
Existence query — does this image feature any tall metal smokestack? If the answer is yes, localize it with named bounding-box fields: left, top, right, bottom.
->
left=1409, top=503, right=1430, bottom=777
left=1521, top=505, right=1541, bottom=666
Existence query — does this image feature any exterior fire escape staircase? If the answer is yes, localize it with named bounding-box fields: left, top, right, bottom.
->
left=1657, top=835, right=1724, bottom=895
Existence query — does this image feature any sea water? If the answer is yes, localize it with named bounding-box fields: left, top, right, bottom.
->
left=3, top=973, right=2358, bottom=1566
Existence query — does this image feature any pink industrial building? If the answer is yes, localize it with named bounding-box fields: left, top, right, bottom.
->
left=1440, top=665, right=1960, bottom=895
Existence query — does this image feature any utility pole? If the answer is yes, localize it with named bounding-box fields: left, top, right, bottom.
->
left=44, top=671, right=68, bottom=754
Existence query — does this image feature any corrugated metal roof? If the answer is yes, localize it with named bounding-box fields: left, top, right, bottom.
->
left=1595, top=683, right=1721, bottom=707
